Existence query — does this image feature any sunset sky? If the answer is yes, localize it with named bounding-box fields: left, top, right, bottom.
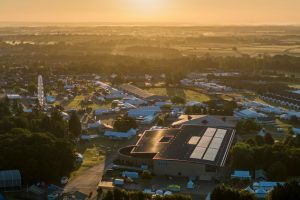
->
left=1, top=0, right=300, bottom=25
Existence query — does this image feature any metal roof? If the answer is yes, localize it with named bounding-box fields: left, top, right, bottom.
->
left=0, top=170, right=21, bottom=189
left=132, top=125, right=235, bottom=167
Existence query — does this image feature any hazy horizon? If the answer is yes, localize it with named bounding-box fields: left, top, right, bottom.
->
left=1, top=0, right=300, bottom=25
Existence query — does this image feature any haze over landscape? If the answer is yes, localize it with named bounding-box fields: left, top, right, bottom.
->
left=1, top=0, right=300, bottom=25
left=1, top=1, right=300, bottom=200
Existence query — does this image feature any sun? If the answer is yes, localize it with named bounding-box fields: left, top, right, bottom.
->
left=127, top=0, right=166, bottom=13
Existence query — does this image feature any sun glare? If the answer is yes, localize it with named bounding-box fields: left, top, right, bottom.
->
left=127, top=0, right=166, bottom=14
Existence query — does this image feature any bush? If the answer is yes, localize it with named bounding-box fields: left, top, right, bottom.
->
left=141, top=170, right=152, bottom=179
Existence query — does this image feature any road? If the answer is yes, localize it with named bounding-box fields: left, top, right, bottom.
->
left=63, top=153, right=117, bottom=199
left=64, top=163, right=104, bottom=199
left=63, top=136, right=139, bottom=199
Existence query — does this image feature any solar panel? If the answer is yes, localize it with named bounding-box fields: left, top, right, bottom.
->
left=197, top=136, right=212, bottom=148
left=188, top=136, right=201, bottom=145
left=190, top=147, right=206, bottom=159
left=209, top=137, right=223, bottom=149
left=203, top=128, right=216, bottom=137
left=189, top=127, right=224, bottom=160
left=214, top=129, right=227, bottom=138
left=203, top=148, right=218, bottom=161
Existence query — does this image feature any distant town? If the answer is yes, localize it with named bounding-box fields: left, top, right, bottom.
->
left=1, top=64, right=300, bottom=200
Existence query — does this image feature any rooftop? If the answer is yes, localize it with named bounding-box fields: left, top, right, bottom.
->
left=120, top=83, right=168, bottom=101
left=172, top=115, right=237, bottom=128
left=132, top=125, right=235, bottom=167
left=120, top=83, right=154, bottom=99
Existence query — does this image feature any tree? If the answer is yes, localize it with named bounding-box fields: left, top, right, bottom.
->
left=12, top=100, right=23, bottom=114
left=0, top=100, right=11, bottom=118
left=69, top=112, right=82, bottom=137
left=211, top=184, right=255, bottom=200
left=102, top=190, right=114, bottom=200
left=283, top=135, right=300, bottom=147
left=101, top=188, right=191, bottom=200
left=185, top=105, right=203, bottom=115
left=157, top=116, right=166, bottom=126
left=0, top=129, right=75, bottom=183
left=264, top=133, right=274, bottom=145
left=267, top=161, right=287, bottom=181
left=268, top=181, right=300, bottom=200
left=171, top=96, right=186, bottom=104
left=27, top=82, right=37, bottom=95
left=255, top=135, right=265, bottom=146
left=236, top=120, right=261, bottom=134
left=231, top=143, right=255, bottom=170
left=113, top=114, right=137, bottom=132
left=223, top=101, right=237, bottom=115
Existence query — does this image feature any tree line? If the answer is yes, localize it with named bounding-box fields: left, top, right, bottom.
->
left=230, top=136, right=300, bottom=181
left=0, top=99, right=76, bottom=183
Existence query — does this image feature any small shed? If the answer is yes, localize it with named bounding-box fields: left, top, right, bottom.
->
left=231, top=170, right=251, bottom=180
left=255, top=188, right=267, bottom=199
left=0, top=170, right=21, bottom=191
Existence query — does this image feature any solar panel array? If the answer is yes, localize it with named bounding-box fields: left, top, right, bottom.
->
left=189, top=128, right=216, bottom=159
left=189, top=128, right=227, bottom=161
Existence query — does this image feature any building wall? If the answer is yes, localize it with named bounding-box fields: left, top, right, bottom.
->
left=153, top=159, right=221, bottom=180
left=118, top=152, right=153, bottom=167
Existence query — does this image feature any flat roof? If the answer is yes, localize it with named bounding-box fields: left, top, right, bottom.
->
left=132, top=125, right=235, bottom=167
left=172, top=115, right=237, bottom=128
left=120, top=84, right=154, bottom=99
left=120, top=83, right=168, bottom=100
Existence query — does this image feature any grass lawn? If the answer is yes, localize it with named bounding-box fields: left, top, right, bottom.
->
left=288, top=83, right=300, bottom=89
left=66, top=95, right=86, bottom=109
left=87, top=101, right=112, bottom=110
left=69, top=137, right=127, bottom=180
left=145, top=87, right=211, bottom=102
left=65, top=95, right=112, bottom=110
left=275, top=119, right=293, bottom=133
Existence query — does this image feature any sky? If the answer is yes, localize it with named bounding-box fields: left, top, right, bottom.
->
left=1, top=0, right=300, bottom=25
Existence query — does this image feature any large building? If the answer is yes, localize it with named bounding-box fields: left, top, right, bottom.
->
left=171, top=115, right=237, bottom=128
left=119, top=83, right=168, bottom=101
left=118, top=125, right=235, bottom=180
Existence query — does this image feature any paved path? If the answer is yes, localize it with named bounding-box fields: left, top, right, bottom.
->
left=64, top=162, right=104, bottom=199
left=63, top=138, right=137, bottom=199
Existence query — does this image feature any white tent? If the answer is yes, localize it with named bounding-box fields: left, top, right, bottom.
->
left=164, top=191, right=172, bottom=196
left=155, top=190, right=163, bottom=195
left=187, top=180, right=194, bottom=189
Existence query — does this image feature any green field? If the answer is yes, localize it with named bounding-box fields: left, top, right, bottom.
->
left=70, top=137, right=126, bottom=180
left=65, top=95, right=86, bottom=109
left=65, top=95, right=111, bottom=110
left=145, top=87, right=211, bottom=102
